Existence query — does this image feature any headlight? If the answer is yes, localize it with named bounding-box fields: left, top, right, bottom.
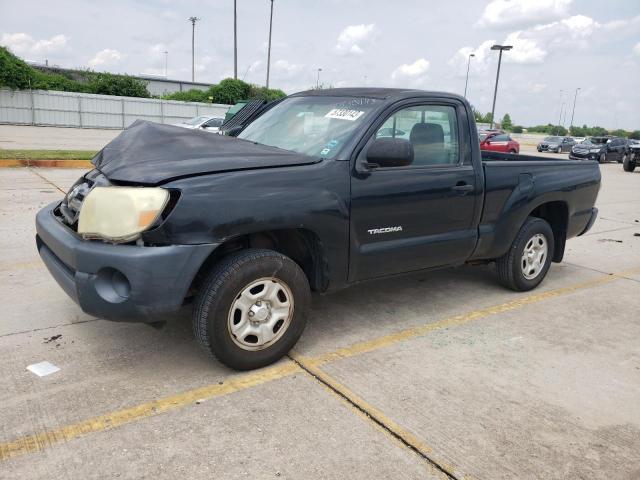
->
left=77, top=187, right=169, bottom=242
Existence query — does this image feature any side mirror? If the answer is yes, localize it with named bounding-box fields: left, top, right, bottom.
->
left=366, top=138, right=413, bottom=168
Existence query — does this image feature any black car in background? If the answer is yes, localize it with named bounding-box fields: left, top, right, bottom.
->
left=569, top=136, right=629, bottom=163
left=537, top=136, right=576, bottom=153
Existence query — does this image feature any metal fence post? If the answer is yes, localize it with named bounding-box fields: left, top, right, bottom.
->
left=160, top=100, right=165, bottom=124
left=121, top=98, right=125, bottom=129
left=78, top=94, right=83, bottom=128
left=30, top=89, right=35, bottom=126
left=195, top=104, right=199, bottom=116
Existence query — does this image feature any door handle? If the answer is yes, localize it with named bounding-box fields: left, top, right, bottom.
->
left=452, top=182, right=474, bottom=195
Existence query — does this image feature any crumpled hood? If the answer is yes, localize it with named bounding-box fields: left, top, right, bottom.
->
left=92, top=120, right=319, bottom=184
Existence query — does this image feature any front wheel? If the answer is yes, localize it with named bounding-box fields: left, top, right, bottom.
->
left=193, top=249, right=311, bottom=370
left=623, top=154, right=637, bottom=172
left=598, top=153, right=606, bottom=164
left=496, top=217, right=555, bottom=291
left=556, top=146, right=562, bottom=153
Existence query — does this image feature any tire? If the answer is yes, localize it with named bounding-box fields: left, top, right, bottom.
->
left=598, top=153, right=606, bottom=164
left=496, top=217, right=555, bottom=292
left=193, top=249, right=311, bottom=370
left=509, top=149, right=517, bottom=154
left=556, top=147, right=562, bottom=153
left=618, top=153, right=627, bottom=164
left=623, top=155, right=637, bottom=172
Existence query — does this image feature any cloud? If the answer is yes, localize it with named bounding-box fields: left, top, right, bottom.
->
left=477, top=0, right=572, bottom=27
left=1, top=33, right=68, bottom=56
left=273, top=59, right=304, bottom=77
left=635, top=42, right=640, bottom=56
left=391, top=58, right=430, bottom=80
left=335, top=23, right=378, bottom=55
left=455, top=13, right=638, bottom=70
left=448, top=40, right=496, bottom=75
left=391, top=59, right=430, bottom=87
left=88, top=49, right=123, bottom=68
left=502, top=31, right=546, bottom=63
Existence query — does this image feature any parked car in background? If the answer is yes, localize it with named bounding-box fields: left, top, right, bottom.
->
left=174, top=115, right=224, bottom=133
left=480, top=132, right=520, bottom=154
left=569, top=136, right=628, bottom=163
left=537, top=136, right=576, bottom=153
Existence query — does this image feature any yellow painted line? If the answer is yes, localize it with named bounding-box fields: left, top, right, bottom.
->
left=292, top=354, right=461, bottom=480
left=0, top=362, right=299, bottom=461
left=302, top=267, right=640, bottom=367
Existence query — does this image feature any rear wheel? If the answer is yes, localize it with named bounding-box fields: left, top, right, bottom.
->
left=509, top=149, right=517, bottom=154
left=193, top=249, right=311, bottom=370
left=623, top=154, right=637, bottom=172
left=496, top=217, right=555, bottom=291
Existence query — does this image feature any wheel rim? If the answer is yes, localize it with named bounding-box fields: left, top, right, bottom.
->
left=227, top=277, right=294, bottom=351
left=521, top=233, right=548, bottom=280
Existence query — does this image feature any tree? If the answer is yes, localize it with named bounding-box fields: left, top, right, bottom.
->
left=0, top=46, right=37, bottom=89
left=163, top=89, right=209, bottom=102
left=629, top=130, right=640, bottom=140
left=87, top=73, right=149, bottom=97
left=501, top=113, right=513, bottom=131
left=512, top=125, right=524, bottom=133
left=610, top=129, right=628, bottom=138
left=208, top=78, right=252, bottom=104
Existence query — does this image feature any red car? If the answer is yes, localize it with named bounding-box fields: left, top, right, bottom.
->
left=480, top=131, right=520, bottom=154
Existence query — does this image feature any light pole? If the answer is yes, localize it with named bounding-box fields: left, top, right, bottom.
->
left=265, top=0, right=274, bottom=89
left=560, top=102, right=566, bottom=128
left=316, top=68, right=322, bottom=89
left=489, top=44, right=512, bottom=129
left=233, top=0, right=238, bottom=79
left=555, top=89, right=563, bottom=134
left=188, top=16, right=200, bottom=82
left=164, top=50, right=168, bottom=78
left=569, top=87, right=580, bottom=133
left=463, top=53, right=475, bottom=99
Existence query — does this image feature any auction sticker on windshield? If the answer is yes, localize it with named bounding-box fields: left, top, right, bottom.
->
left=325, top=108, right=365, bottom=121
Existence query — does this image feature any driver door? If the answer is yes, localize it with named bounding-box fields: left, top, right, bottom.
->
left=349, top=102, right=479, bottom=281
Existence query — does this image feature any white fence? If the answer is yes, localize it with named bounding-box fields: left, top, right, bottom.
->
left=0, top=88, right=229, bottom=129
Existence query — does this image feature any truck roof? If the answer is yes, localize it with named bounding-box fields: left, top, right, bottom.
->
left=291, top=87, right=465, bottom=102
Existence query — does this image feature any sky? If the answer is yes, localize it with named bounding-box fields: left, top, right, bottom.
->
left=1, top=0, right=639, bottom=129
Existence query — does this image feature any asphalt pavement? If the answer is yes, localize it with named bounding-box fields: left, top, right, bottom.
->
left=0, top=162, right=639, bottom=479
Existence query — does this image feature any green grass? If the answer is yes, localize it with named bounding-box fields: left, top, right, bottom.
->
left=0, top=149, right=97, bottom=160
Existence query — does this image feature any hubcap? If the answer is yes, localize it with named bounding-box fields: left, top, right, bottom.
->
left=521, top=233, right=548, bottom=280
left=227, top=277, right=294, bottom=351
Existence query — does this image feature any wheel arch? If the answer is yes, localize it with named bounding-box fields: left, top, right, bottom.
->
left=528, top=200, right=569, bottom=262
left=187, top=227, right=330, bottom=300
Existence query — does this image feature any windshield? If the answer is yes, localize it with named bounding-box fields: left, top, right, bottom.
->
left=544, top=136, right=561, bottom=142
left=184, top=116, right=209, bottom=126
left=238, top=96, right=381, bottom=159
left=584, top=137, right=607, bottom=145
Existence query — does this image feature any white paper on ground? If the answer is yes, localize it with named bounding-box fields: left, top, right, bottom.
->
left=27, top=361, right=61, bottom=377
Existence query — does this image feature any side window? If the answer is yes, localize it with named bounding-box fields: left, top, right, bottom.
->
left=493, top=134, right=509, bottom=142
left=373, top=105, right=459, bottom=166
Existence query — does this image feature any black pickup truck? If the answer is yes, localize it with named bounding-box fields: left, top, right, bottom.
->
left=36, top=88, right=601, bottom=370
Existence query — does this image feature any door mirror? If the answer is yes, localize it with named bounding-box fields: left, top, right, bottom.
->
left=366, top=138, right=414, bottom=168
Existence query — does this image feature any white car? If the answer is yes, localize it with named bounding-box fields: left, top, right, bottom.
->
left=174, top=116, right=224, bottom=133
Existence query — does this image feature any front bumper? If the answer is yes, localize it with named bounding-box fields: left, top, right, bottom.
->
left=36, top=201, right=217, bottom=322
left=569, top=152, right=598, bottom=160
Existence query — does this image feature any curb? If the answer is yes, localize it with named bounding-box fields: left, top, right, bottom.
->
left=0, top=159, right=93, bottom=168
